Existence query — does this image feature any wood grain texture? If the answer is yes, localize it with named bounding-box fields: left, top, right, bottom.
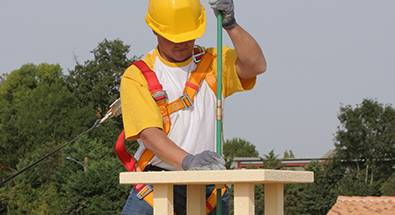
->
left=120, top=169, right=314, bottom=185
left=187, top=185, right=205, bottom=215
left=234, top=183, right=255, bottom=215
left=264, top=184, right=284, bottom=215
left=153, top=184, right=173, bottom=215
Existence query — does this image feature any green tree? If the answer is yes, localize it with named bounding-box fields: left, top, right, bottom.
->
left=0, top=64, right=93, bottom=214
left=0, top=39, right=138, bottom=214
left=285, top=99, right=395, bottom=214
left=67, top=39, right=138, bottom=114
left=66, top=39, right=138, bottom=151
left=380, top=172, right=395, bottom=195
left=59, top=138, right=128, bottom=214
left=285, top=162, right=339, bottom=215
left=335, top=99, right=395, bottom=183
left=223, top=138, right=259, bottom=169
left=0, top=64, right=90, bottom=176
left=263, top=150, right=282, bottom=169
left=283, top=150, right=295, bottom=159
left=58, top=39, right=137, bottom=214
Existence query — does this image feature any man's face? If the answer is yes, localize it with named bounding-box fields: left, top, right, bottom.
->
left=156, top=34, right=195, bottom=63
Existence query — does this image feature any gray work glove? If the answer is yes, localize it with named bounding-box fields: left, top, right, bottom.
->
left=209, top=0, right=237, bottom=30
left=182, top=151, right=226, bottom=170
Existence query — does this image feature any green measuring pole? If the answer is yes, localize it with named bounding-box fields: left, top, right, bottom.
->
left=216, top=12, right=223, bottom=215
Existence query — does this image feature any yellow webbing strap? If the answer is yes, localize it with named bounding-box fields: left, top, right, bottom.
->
left=206, top=186, right=227, bottom=214
left=143, top=191, right=154, bottom=207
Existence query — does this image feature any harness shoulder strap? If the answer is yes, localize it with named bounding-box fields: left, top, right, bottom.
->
left=114, top=130, right=135, bottom=171
left=116, top=52, right=215, bottom=172
left=205, top=72, right=217, bottom=95
left=133, top=61, right=167, bottom=101
left=114, top=54, right=222, bottom=213
left=114, top=60, right=162, bottom=173
left=167, top=52, right=215, bottom=114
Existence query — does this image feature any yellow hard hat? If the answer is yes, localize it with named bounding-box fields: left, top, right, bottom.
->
left=145, top=0, right=206, bottom=43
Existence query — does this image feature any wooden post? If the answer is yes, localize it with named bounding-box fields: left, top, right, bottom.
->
left=153, top=184, right=174, bottom=215
left=264, top=184, right=284, bottom=215
left=234, top=183, right=255, bottom=215
left=187, top=185, right=206, bottom=215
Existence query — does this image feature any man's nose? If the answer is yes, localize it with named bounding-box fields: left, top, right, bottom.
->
left=175, top=40, right=193, bottom=47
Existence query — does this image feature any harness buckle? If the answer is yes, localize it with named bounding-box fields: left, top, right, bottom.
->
left=136, top=184, right=153, bottom=200
left=192, top=45, right=206, bottom=63
left=180, top=93, right=193, bottom=110
left=152, top=90, right=168, bottom=102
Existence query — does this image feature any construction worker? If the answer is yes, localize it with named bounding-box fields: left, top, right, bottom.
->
left=120, top=0, right=266, bottom=214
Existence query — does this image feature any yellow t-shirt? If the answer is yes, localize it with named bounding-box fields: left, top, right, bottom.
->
left=120, top=46, right=255, bottom=170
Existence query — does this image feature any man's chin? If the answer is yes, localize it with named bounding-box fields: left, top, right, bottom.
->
left=173, top=54, right=191, bottom=63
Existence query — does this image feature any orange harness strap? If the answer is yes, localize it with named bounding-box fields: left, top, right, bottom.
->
left=136, top=51, right=214, bottom=171
left=167, top=52, right=214, bottom=114
left=116, top=50, right=222, bottom=214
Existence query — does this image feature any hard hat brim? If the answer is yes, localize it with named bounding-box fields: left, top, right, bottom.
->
left=146, top=7, right=206, bottom=43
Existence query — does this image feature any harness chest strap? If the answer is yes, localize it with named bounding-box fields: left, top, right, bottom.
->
left=115, top=50, right=225, bottom=213
left=166, top=52, right=214, bottom=114
left=114, top=51, right=215, bottom=174
left=136, top=52, right=215, bottom=171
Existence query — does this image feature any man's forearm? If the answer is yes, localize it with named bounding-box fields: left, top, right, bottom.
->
left=140, top=127, right=188, bottom=170
left=227, top=24, right=267, bottom=79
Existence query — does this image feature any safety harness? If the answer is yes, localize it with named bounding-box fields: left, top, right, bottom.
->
left=115, top=48, right=226, bottom=213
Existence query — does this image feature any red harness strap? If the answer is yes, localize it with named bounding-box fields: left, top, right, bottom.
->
left=114, top=51, right=224, bottom=213
left=115, top=47, right=208, bottom=172
left=113, top=60, right=163, bottom=208
left=133, top=61, right=166, bottom=101
left=114, top=130, right=135, bottom=171
left=114, top=60, right=164, bottom=172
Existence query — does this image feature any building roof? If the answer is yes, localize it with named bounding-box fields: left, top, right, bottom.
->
left=327, top=196, right=395, bottom=215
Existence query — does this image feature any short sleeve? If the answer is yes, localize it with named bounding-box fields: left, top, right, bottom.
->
left=208, top=46, right=256, bottom=98
left=120, top=65, right=163, bottom=140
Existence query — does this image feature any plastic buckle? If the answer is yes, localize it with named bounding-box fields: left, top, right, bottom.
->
left=136, top=184, right=153, bottom=200
left=180, top=93, right=193, bottom=110
left=152, top=90, right=168, bottom=102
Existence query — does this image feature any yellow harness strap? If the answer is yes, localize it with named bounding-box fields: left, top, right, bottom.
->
left=206, top=186, right=227, bottom=213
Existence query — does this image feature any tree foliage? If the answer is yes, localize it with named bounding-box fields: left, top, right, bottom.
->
left=283, top=150, right=295, bottom=159
left=263, top=150, right=282, bottom=169
left=0, top=64, right=90, bottom=176
left=0, top=39, right=136, bottom=214
left=380, top=171, right=395, bottom=195
left=67, top=39, right=137, bottom=114
left=223, top=137, right=259, bottom=168
left=285, top=99, right=395, bottom=214
left=335, top=99, right=395, bottom=183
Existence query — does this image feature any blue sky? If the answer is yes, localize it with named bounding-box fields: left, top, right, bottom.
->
left=1, top=0, right=394, bottom=158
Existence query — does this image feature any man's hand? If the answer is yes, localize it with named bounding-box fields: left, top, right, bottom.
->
left=209, top=0, right=237, bottom=30
left=182, top=151, right=226, bottom=170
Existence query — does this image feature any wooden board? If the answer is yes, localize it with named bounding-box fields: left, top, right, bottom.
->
left=120, top=169, right=314, bottom=185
